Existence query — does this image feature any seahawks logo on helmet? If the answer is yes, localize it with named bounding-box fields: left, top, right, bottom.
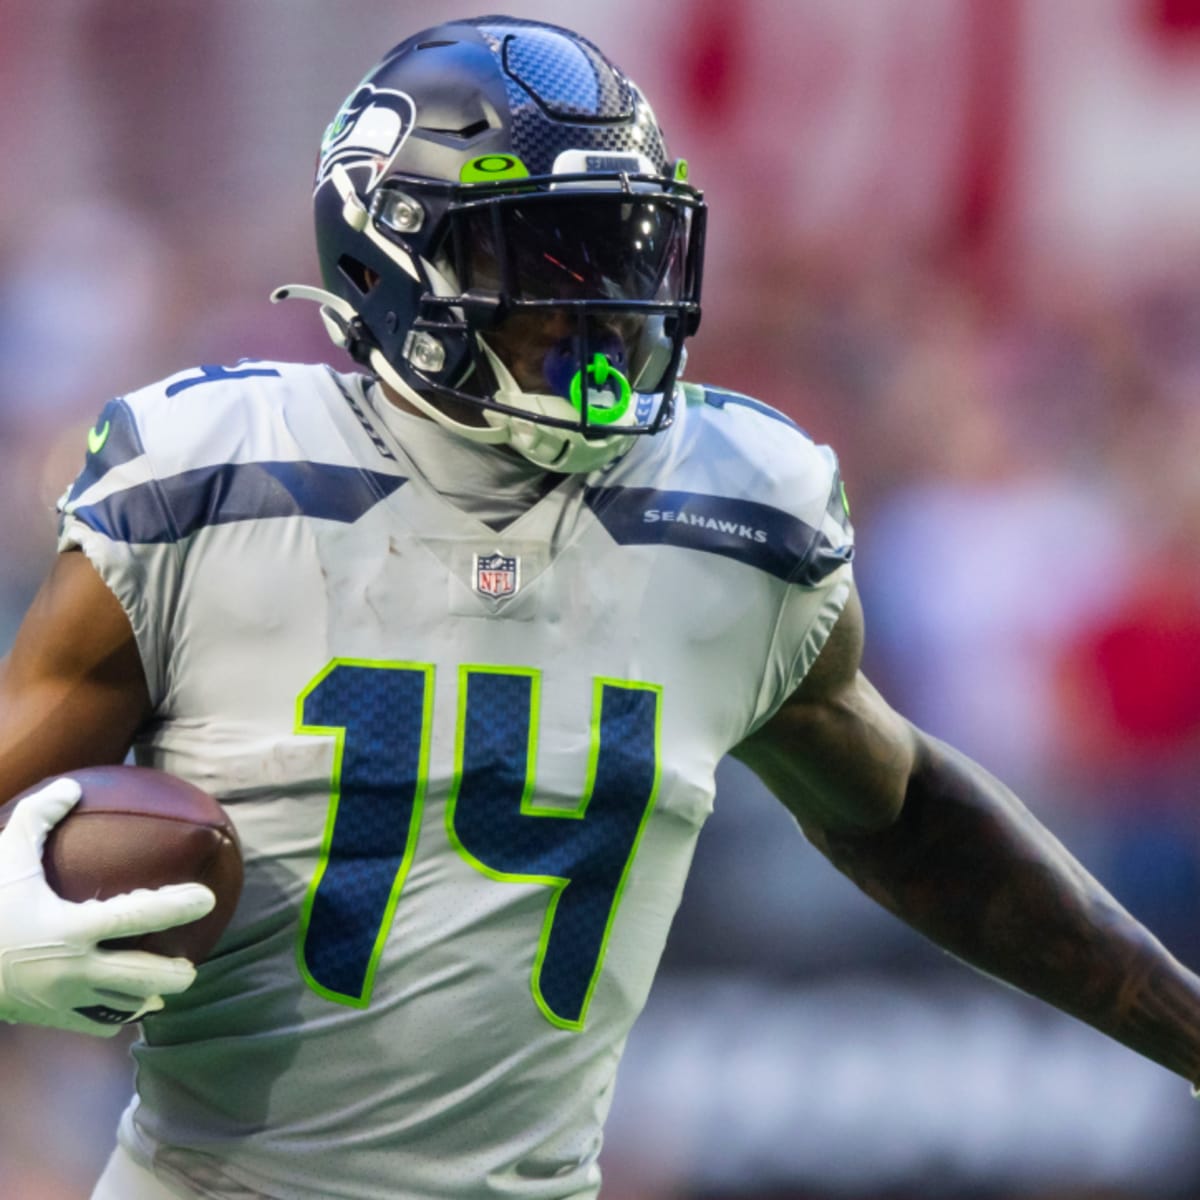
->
left=316, top=83, right=416, bottom=193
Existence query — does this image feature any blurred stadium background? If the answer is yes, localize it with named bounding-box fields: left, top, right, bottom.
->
left=4, top=0, right=1200, bottom=1196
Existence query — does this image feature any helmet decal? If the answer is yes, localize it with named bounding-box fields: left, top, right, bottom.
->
left=317, top=84, right=416, bottom=193
left=550, top=149, right=657, bottom=177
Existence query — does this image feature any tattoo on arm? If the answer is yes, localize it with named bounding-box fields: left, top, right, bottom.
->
left=810, top=731, right=1200, bottom=1085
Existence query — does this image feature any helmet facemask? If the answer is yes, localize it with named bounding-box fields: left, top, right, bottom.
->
left=375, top=172, right=704, bottom=472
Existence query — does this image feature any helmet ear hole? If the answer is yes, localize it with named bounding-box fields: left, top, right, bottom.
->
left=337, top=255, right=378, bottom=296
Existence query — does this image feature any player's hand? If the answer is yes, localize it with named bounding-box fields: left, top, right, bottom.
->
left=0, top=777, right=216, bottom=1036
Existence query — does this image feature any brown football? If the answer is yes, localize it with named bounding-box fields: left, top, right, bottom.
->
left=0, top=765, right=243, bottom=962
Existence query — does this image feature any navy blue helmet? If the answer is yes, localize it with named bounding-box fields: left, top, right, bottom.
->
left=274, top=15, right=705, bottom=472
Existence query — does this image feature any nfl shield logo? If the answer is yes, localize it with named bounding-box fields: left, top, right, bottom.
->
left=474, top=551, right=519, bottom=599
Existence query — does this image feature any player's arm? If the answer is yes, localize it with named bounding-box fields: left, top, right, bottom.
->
left=0, top=549, right=151, bottom=802
left=0, top=550, right=213, bottom=1036
left=731, top=582, right=1200, bottom=1086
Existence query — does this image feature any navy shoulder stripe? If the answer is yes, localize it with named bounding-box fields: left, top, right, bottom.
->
left=71, top=461, right=406, bottom=544
left=700, top=386, right=808, bottom=436
left=66, top=398, right=145, bottom=503
left=584, top=485, right=852, bottom=584
left=164, top=363, right=283, bottom=396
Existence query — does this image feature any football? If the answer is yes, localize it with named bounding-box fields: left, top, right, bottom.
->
left=0, top=765, right=243, bottom=962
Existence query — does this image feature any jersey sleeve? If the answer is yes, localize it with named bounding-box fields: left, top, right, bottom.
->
left=747, top=449, right=855, bottom=731
left=56, top=396, right=182, bottom=708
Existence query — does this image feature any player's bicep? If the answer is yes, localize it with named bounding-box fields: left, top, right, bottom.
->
left=0, top=551, right=151, bottom=802
left=731, top=583, right=916, bottom=835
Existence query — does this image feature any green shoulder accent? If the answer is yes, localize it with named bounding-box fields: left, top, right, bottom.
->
left=87, top=420, right=111, bottom=455
left=680, top=381, right=708, bottom=408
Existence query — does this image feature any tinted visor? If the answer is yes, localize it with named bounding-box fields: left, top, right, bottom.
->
left=458, top=194, right=689, bottom=303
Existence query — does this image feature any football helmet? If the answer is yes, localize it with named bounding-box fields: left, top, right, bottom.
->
left=273, top=15, right=705, bottom=472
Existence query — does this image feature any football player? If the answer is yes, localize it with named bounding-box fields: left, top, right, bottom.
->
left=1, top=16, right=1199, bottom=1200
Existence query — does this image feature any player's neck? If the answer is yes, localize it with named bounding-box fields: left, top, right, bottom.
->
left=376, top=378, right=489, bottom=429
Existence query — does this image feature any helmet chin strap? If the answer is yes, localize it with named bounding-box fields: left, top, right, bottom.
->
left=377, top=344, right=633, bottom=472
left=271, top=284, right=634, bottom=473
left=473, top=340, right=635, bottom=473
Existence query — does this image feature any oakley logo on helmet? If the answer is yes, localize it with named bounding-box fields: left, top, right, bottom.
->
left=317, top=84, right=416, bottom=193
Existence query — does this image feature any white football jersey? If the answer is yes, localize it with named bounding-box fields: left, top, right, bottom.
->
left=59, top=361, right=853, bottom=1200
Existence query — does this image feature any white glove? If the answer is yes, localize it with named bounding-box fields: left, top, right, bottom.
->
left=0, top=777, right=216, bottom=1036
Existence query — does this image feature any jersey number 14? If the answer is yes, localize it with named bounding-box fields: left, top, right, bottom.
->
left=296, top=660, right=661, bottom=1031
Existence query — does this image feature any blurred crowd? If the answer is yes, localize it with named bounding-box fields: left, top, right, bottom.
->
left=3, top=1, right=1200, bottom=1197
